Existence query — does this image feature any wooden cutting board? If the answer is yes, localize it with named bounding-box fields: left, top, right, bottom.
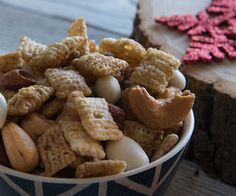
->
left=132, top=0, right=236, bottom=185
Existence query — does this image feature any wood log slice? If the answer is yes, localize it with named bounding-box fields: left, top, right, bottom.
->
left=132, top=0, right=236, bottom=185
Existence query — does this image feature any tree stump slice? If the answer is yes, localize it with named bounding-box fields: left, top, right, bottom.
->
left=132, top=0, right=236, bottom=185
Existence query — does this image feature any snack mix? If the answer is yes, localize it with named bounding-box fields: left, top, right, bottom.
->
left=0, top=17, right=195, bottom=178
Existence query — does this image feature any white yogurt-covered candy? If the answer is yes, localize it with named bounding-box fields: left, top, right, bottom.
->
left=95, top=75, right=121, bottom=104
left=169, top=70, right=186, bottom=90
left=106, top=136, right=149, bottom=171
left=0, top=93, right=7, bottom=129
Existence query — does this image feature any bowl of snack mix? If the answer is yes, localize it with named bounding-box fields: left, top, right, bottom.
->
left=0, top=17, right=195, bottom=196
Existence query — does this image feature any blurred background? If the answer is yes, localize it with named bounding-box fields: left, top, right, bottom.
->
left=0, top=0, right=136, bottom=53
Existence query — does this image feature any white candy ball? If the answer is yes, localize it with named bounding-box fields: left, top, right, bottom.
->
left=95, top=75, right=121, bottom=104
left=106, top=136, right=149, bottom=171
left=0, top=93, right=7, bottom=129
left=169, top=70, right=186, bottom=90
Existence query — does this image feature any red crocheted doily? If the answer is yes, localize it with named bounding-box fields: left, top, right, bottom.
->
left=155, top=0, right=236, bottom=64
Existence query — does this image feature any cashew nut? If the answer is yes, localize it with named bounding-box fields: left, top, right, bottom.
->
left=128, top=86, right=195, bottom=129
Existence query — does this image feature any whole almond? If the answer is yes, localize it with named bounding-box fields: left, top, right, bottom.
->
left=1, top=122, right=39, bottom=172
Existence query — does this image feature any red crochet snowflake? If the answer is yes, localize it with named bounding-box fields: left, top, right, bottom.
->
left=155, top=0, right=236, bottom=64
left=208, top=0, right=236, bottom=38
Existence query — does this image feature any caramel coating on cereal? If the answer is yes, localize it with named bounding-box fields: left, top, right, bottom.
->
left=99, top=38, right=146, bottom=67
left=57, top=91, right=84, bottom=123
left=130, top=64, right=168, bottom=94
left=72, top=52, right=129, bottom=78
left=19, top=36, right=47, bottom=62
left=128, top=85, right=195, bottom=129
left=130, top=48, right=181, bottom=94
left=8, top=85, right=54, bottom=116
left=124, top=121, right=164, bottom=157
left=151, top=134, right=179, bottom=161
left=68, top=17, right=89, bottom=55
left=68, top=17, right=87, bottom=38
left=75, top=160, right=126, bottom=178
left=59, top=51, right=81, bottom=67
left=29, top=36, right=84, bottom=71
left=73, top=97, right=123, bottom=141
left=89, top=40, right=98, bottom=53
left=142, top=48, right=180, bottom=74
left=45, top=68, right=91, bottom=99
left=61, top=121, right=105, bottom=159
left=0, top=52, right=23, bottom=73
left=37, top=125, right=76, bottom=177
left=41, top=98, right=66, bottom=118
left=21, top=113, right=56, bottom=141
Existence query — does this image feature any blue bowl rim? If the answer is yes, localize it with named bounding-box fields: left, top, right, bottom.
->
left=0, top=111, right=194, bottom=184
